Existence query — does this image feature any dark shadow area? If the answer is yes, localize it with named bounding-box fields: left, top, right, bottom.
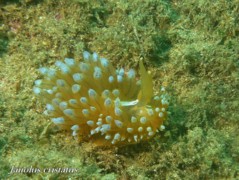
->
left=0, top=0, right=43, bottom=6
left=148, top=33, right=172, bottom=65
left=0, top=35, right=8, bottom=57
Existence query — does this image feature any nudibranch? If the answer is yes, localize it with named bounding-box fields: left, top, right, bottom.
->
left=33, top=51, right=169, bottom=146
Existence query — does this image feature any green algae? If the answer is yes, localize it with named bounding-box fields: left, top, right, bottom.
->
left=0, top=0, right=238, bottom=179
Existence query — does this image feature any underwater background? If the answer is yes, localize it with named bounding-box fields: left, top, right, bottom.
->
left=0, top=0, right=238, bottom=179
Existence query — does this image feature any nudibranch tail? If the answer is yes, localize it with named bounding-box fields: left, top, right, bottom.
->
left=33, top=51, right=168, bottom=146
left=137, top=60, right=154, bottom=106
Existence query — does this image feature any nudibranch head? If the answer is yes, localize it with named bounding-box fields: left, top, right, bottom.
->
left=33, top=51, right=169, bottom=146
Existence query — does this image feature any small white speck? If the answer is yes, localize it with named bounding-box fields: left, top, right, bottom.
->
left=148, top=132, right=154, bottom=136
left=52, top=98, right=60, bottom=105
left=138, top=127, right=143, bottom=132
left=105, top=116, right=112, bottom=123
left=46, top=89, right=53, bottom=94
left=79, top=62, right=89, bottom=72
left=51, top=117, right=64, bottom=124
left=154, top=96, right=160, bottom=101
left=90, top=106, right=96, bottom=111
left=93, top=66, right=102, bottom=79
left=96, top=121, right=102, bottom=126
left=114, top=107, right=122, bottom=116
left=119, top=68, right=124, bottom=76
left=146, top=127, right=152, bottom=132
left=127, top=69, right=135, bottom=79
left=147, top=109, right=154, bottom=116
left=127, top=128, right=133, bottom=133
left=64, top=58, right=75, bottom=66
left=101, top=124, right=111, bottom=133
left=46, top=104, right=54, bottom=111
left=140, top=117, right=147, bottom=124
left=55, top=61, right=69, bottom=73
left=100, top=57, right=108, bottom=67
left=114, top=133, right=121, bottom=140
left=102, top=89, right=110, bottom=98
left=71, top=124, right=79, bottom=131
left=88, top=89, right=97, bottom=98
left=34, top=79, right=42, bottom=86
left=83, top=51, right=90, bottom=60
left=82, top=109, right=89, bottom=116
left=72, top=131, right=78, bottom=137
left=109, top=76, right=114, bottom=83
left=121, top=136, right=126, bottom=141
left=33, top=87, right=41, bottom=94
left=131, top=116, right=137, bottom=123
left=80, top=97, right=88, bottom=104
left=112, top=89, right=120, bottom=97
left=92, top=52, right=98, bottom=61
left=59, top=101, right=68, bottom=110
left=105, top=135, right=111, bottom=140
left=73, top=73, right=83, bottom=82
left=104, top=98, right=112, bottom=107
left=72, top=84, right=81, bottom=94
left=115, top=120, right=123, bottom=128
left=87, top=120, right=94, bottom=127
left=47, top=69, right=56, bottom=77
left=38, top=67, right=48, bottom=75
left=117, top=75, right=123, bottom=82
left=69, top=99, right=77, bottom=105
left=63, top=109, right=74, bottom=117
left=56, top=79, right=66, bottom=87
left=160, top=125, right=165, bottom=131
left=90, top=130, right=95, bottom=135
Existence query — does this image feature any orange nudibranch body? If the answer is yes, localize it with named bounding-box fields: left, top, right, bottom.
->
left=33, top=51, right=169, bottom=146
